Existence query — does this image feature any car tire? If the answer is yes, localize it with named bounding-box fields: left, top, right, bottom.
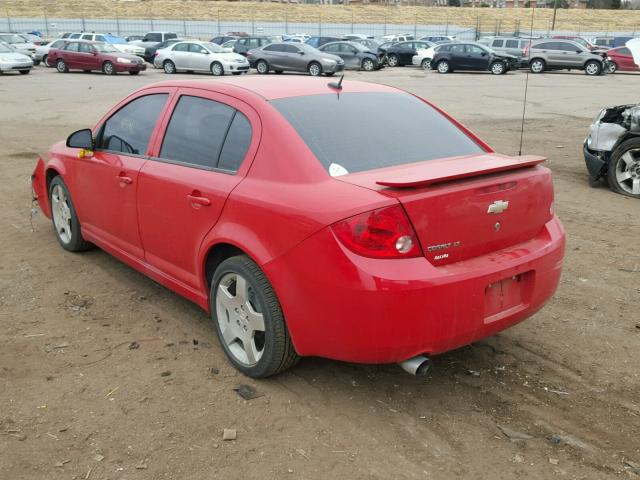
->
left=102, top=61, right=116, bottom=75
left=48, top=176, right=92, bottom=252
left=307, top=61, right=322, bottom=76
left=43, top=54, right=50, bottom=67
left=529, top=58, right=545, bottom=73
left=163, top=60, right=176, bottom=74
left=256, top=60, right=269, bottom=74
left=55, top=59, right=68, bottom=73
left=361, top=58, right=375, bottom=71
left=490, top=61, right=506, bottom=75
left=436, top=60, right=451, bottom=74
left=584, top=60, right=602, bottom=76
left=387, top=54, right=399, bottom=67
left=420, top=58, right=431, bottom=70
left=607, top=61, right=617, bottom=74
left=607, top=137, right=640, bottom=198
left=210, top=61, right=224, bottom=76
left=19, top=70, right=30, bottom=75
left=210, top=255, right=299, bottom=378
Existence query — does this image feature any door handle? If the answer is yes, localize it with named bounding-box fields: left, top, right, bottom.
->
left=116, top=174, right=133, bottom=185
left=187, top=193, right=211, bottom=207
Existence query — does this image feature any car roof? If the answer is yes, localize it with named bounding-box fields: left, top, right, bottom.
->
left=149, top=77, right=399, bottom=101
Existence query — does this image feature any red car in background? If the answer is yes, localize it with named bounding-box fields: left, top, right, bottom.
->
left=605, top=46, right=640, bottom=73
left=31, top=77, right=565, bottom=378
left=48, top=39, right=146, bottom=75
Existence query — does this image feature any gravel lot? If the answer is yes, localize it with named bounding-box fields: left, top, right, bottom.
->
left=1, top=65, right=639, bottom=480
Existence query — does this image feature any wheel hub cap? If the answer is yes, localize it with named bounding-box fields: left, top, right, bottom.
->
left=51, top=185, right=72, bottom=244
left=215, top=273, right=265, bottom=366
left=616, top=150, right=640, bottom=195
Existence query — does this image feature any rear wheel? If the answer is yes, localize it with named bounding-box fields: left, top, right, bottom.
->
left=529, top=58, right=545, bottom=73
left=102, top=61, right=116, bottom=75
left=211, top=61, right=224, bottom=76
left=490, top=61, right=505, bottom=75
left=55, top=59, right=68, bottom=73
left=607, top=137, right=640, bottom=198
left=361, top=58, right=375, bottom=71
left=436, top=60, right=451, bottom=74
left=387, top=53, right=399, bottom=67
left=307, top=61, right=322, bottom=76
left=43, top=54, right=49, bottom=67
left=163, top=60, right=176, bottom=74
left=607, top=61, right=617, bottom=74
left=584, top=60, right=602, bottom=76
left=48, top=177, right=92, bottom=252
left=421, top=58, right=431, bottom=70
left=256, top=60, right=269, bottom=74
left=210, top=255, right=299, bottom=378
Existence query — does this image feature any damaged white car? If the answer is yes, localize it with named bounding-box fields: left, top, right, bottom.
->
left=584, top=104, right=640, bottom=198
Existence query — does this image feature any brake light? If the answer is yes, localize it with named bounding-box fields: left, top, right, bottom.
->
left=331, top=205, right=422, bottom=259
left=523, top=45, right=529, bottom=57
left=246, top=51, right=253, bottom=57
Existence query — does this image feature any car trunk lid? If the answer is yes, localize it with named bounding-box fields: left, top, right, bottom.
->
left=336, top=153, right=553, bottom=265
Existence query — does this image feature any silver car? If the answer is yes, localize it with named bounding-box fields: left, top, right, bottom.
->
left=248, top=42, right=344, bottom=76
left=0, top=41, right=34, bottom=74
left=525, top=39, right=606, bottom=75
left=35, top=38, right=68, bottom=67
left=0, top=33, right=36, bottom=59
left=155, top=40, right=249, bottom=76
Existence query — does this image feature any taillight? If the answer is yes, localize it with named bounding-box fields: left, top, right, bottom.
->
left=331, top=205, right=422, bottom=259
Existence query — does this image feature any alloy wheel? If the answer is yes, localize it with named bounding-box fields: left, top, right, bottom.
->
left=56, top=59, right=66, bottom=73
left=308, top=63, right=321, bottom=76
left=211, top=62, right=223, bottom=76
left=362, top=58, right=374, bottom=71
left=163, top=61, right=175, bottom=74
left=585, top=62, right=600, bottom=76
left=491, top=62, right=505, bottom=75
left=421, top=58, right=431, bottom=70
left=437, top=61, right=449, bottom=73
left=607, top=62, right=617, bottom=74
left=51, top=184, right=72, bottom=244
left=388, top=55, right=398, bottom=67
left=615, top=149, right=640, bottom=196
left=215, top=272, right=266, bottom=366
left=530, top=60, right=544, bottom=73
left=257, top=61, right=268, bottom=74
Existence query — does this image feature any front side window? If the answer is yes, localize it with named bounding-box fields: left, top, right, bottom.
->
left=619, top=47, right=631, bottom=55
left=98, top=94, right=168, bottom=155
left=146, top=33, right=161, bottom=42
left=466, top=45, right=484, bottom=55
left=272, top=92, right=483, bottom=175
left=322, top=43, right=340, bottom=53
left=64, top=42, right=80, bottom=52
left=160, top=96, right=235, bottom=169
left=263, top=44, right=283, bottom=52
left=79, top=43, right=93, bottom=53
left=451, top=44, right=465, bottom=55
left=81, top=34, right=93, bottom=40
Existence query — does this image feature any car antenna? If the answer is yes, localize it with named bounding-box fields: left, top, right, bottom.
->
left=518, top=6, right=536, bottom=157
left=328, top=74, right=344, bottom=91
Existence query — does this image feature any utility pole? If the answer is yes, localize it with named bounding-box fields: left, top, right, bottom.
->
left=551, top=0, right=558, bottom=31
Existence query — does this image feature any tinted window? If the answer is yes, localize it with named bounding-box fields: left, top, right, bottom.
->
left=322, top=43, right=340, bottom=53
left=558, top=42, right=578, bottom=51
left=466, top=45, right=484, bottom=55
left=98, top=94, right=168, bottom=155
left=272, top=92, right=483, bottom=174
left=450, top=44, right=465, bottom=54
left=190, top=43, right=205, bottom=53
left=160, top=96, right=235, bottom=169
left=282, top=44, right=299, bottom=53
left=95, top=35, right=105, bottom=42
left=50, top=40, right=65, bottom=49
left=146, top=33, right=161, bottom=42
left=166, top=33, right=177, bottom=40
left=218, top=112, right=252, bottom=172
left=619, top=47, right=631, bottom=55
left=263, top=44, right=284, bottom=52
left=533, top=42, right=555, bottom=50
left=173, top=43, right=189, bottom=52
left=81, top=34, right=93, bottom=40
left=505, top=40, right=518, bottom=48
left=492, top=39, right=504, bottom=47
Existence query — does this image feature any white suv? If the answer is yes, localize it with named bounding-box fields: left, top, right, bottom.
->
left=66, top=32, right=145, bottom=56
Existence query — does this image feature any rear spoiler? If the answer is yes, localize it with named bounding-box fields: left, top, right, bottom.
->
left=375, top=154, right=546, bottom=188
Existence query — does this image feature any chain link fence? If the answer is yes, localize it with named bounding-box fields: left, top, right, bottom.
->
left=1, top=16, right=637, bottom=40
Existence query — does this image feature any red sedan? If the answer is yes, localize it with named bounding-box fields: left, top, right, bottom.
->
left=31, top=78, right=565, bottom=378
left=606, top=46, right=639, bottom=73
left=48, top=39, right=146, bottom=75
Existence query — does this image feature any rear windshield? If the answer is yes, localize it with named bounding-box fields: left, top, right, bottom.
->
left=271, top=92, right=484, bottom=174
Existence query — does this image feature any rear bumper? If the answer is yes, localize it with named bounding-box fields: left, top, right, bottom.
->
left=264, top=216, right=565, bottom=364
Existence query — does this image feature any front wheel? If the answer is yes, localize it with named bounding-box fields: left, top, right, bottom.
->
left=163, top=60, right=176, bottom=74
left=361, top=58, right=375, bottom=71
left=436, top=60, right=451, bottom=74
left=490, top=61, right=505, bottom=75
left=210, top=255, right=299, bottom=378
left=607, top=61, right=617, bottom=74
left=55, top=59, right=68, bottom=73
left=48, top=177, right=92, bottom=252
left=307, top=61, right=322, bottom=76
left=387, top=54, right=399, bottom=67
left=607, top=137, right=640, bottom=198
left=584, top=60, right=602, bottom=76
left=421, top=58, right=431, bottom=70
left=102, top=61, right=116, bottom=75
left=211, top=61, right=224, bottom=76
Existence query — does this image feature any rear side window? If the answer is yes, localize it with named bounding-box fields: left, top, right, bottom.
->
left=619, top=47, right=631, bottom=55
left=218, top=112, right=252, bottom=172
left=95, top=35, right=105, bottom=42
left=505, top=40, right=518, bottom=48
left=98, top=94, right=168, bottom=155
left=81, top=34, right=92, bottom=40
left=166, top=33, right=177, bottom=40
left=492, top=39, right=504, bottom=47
left=272, top=92, right=484, bottom=174
left=533, top=42, right=554, bottom=50
left=160, top=96, right=236, bottom=170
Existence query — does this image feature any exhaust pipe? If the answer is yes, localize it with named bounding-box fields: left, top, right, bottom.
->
left=398, top=355, right=432, bottom=376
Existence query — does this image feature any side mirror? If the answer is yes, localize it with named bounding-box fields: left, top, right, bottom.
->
left=481, top=52, right=487, bottom=56
left=66, top=128, right=93, bottom=150
left=576, top=50, right=582, bottom=54
left=201, top=49, right=209, bottom=54
left=298, top=50, right=305, bottom=55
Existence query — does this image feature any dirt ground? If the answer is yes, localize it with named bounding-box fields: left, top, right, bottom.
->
left=0, top=65, right=639, bottom=480
left=5, top=0, right=640, bottom=32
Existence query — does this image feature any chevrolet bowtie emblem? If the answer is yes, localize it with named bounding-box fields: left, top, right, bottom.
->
left=487, top=200, right=509, bottom=214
